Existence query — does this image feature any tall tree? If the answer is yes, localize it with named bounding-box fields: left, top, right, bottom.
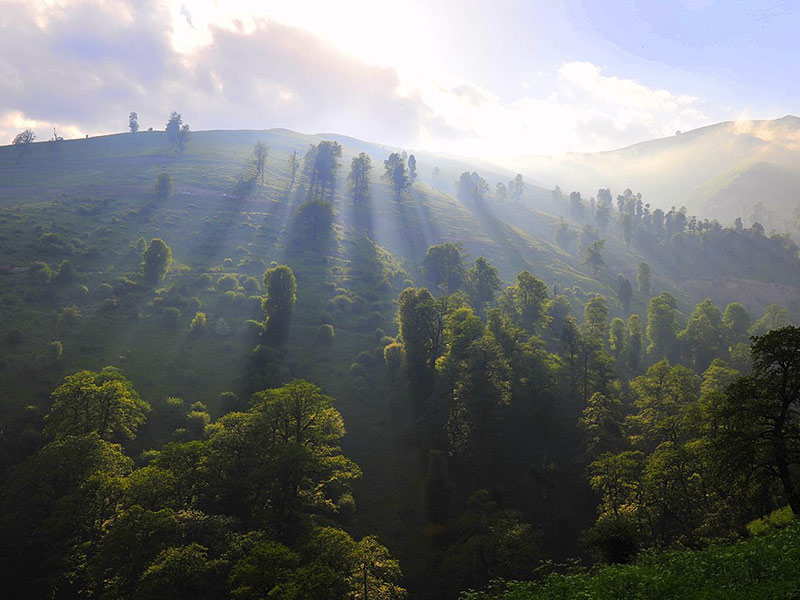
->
left=465, top=256, right=502, bottom=314
left=176, top=123, right=190, bottom=155
left=254, top=141, right=269, bottom=185
left=348, top=152, right=373, bottom=205
left=383, top=153, right=409, bottom=201
left=583, top=240, right=606, bottom=277
left=646, top=292, right=679, bottom=362
left=708, top=327, right=800, bottom=514
left=499, top=270, right=549, bottom=334
left=287, top=149, right=299, bottom=191
left=617, top=275, right=633, bottom=312
left=421, top=242, right=466, bottom=295
left=165, top=112, right=182, bottom=146
left=407, top=153, right=417, bottom=184
left=397, top=288, right=446, bottom=408
left=141, top=238, right=173, bottom=283
left=154, top=172, right=174, bottom=200
left=262, top=265, right=297, bottom=344
left=305, top=141, right=342, bottom=200
left=637, top=262, right=651, bottom=298
left=129, top=112, right=139, bottom=133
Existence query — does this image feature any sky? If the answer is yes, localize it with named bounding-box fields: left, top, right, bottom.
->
left=1, top=0, right=798, bottom=160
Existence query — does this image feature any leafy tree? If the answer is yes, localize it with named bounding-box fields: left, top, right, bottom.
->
left=617, top=275, right=633, bottom=312
left=397, top=287, right=446, bottom=408
left=305, top=141, right=342, bottom=200
left=637, top=262, right=651, bottom=298
left=349, top=152, right=373, bottom=205
left=262, top=265, right=297, bottom=344
left=554, top=219, right=577, bottom=252
left=499, top=271, right=549, bottom=334
left=722, top=302, right=752, bottom=346
left=165, top=112, right=182, bottom=146
left=609, top=317, right=627, bottom=361
left=0, top=434, right=133, bottom=599
left=12, top=129, right=35, bottom=164
left=628, top=314, right=644, bottom=371
left=708, top=327, right=800, bottom=515
left=646, top=292, right=679, bottom=361
left=465, top=256, right=502, bottom=314
left=254, top=141, right=269, bottom=185
left=495, top=182, right=507, bottom=203
left=176, top=123, right=190, bottom=154
left=350, top=536, right=406, bottom=600
left=621, top=214, right=634, bottom=246
left=581, top=392, right=624, bottom=457
left=583, top=240, right=606, bottom=277
left=229, top=539, right=299, bottom=599
left=584, top=296, right=610, bottom=345
left=456, top=171, right=490, bottom=204
left=154, top=172, right=174, bottom=200
left=407, top=153, right=417, bottom=184
left=383, top=153, right=409, bottom=200
left=137, top=543, right=221, bottom=600
left=569, top=191, right=585, bottom=220
left=142, top=238, right=173, bottom=283
left=421, top=242, right=466, bottom=295
left=679, top=299, right=723, bottom=371
left=129, top=112, right=139, bottom=133
left=44, top=367, right=149, bottom=441
left=751, top=304, right=792, bottom=336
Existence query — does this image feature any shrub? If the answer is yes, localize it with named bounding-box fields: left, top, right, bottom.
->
left=217, top=274, right=238, bottom=292
left=189, top=311, right=207, bottom=333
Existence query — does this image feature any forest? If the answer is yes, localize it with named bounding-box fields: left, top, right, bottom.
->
left=2, top=119, right=800, bottom=600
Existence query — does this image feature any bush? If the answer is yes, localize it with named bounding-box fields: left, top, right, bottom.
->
left=316, top=324, right=335, bottom=344
left=189, top=311, right=207, bottom=333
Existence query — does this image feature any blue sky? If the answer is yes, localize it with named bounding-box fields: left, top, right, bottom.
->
left=0, top=0, right=797, bottom=159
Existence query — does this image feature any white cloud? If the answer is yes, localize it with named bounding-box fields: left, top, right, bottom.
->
left=0, top=1, right=712, bottom=160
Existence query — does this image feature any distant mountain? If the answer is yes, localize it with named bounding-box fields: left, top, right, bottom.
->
left=522, top=115, right=800, bottom=231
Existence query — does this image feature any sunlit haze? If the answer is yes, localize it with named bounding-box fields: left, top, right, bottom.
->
left=2, top=0, right=799, bottom=161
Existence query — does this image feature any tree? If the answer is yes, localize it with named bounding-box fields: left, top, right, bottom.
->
left=751, top=304, right=792, bottom=336
left=142, top=238, right=173, bottom=283
left=609, top=318, right=627, bottom=361
left=176, top=123, right=190, bottom=154
left=349, top=152, right=373, bottom=205
left=154, top=172, right=174, bottom=200
left=628, top=314, right=643, bottom=371
left=287, top=150, right=299, bottom=190
left=12, top=129, right=35, bottom=164
left=637, top=262, right=651, bottom=298
left=129, top=112, right=139, bottom=133
left=165, top=112, right=182, bottom=146
left=254, top=141, right=269, bottom=185
left=584, top=296, right=610, bottom=345
left=306, top=141, right=343, bottom=200
left=407, top=154, right=417, bottom=184
left=508, top=173, right=525, bottom=201
left=421, top=242, right=466, bottom=294
left=383, top=153, right=409, bottom=201
left=708, top=327, right=800, bottom=515
left=621, top=214, right=634, bottom=246
left=397, top=288, right=446, bottom=407
left=495, top=182, right=507, bottom=203
left=723, top=302, right=752, bottom=346
left=617, top=275, right=633, bottom=312
left=465, top=256, right=502, bottom=314
left=456, top=171, right=489, bottom=204
left=679, top=299, right=723, bottom=371
left=646, top=292, right=679, bottom=361
left=499, top=270, right=549, bottom=334
left=45, top=367, right=149, bottom=441
left=262, top=265, right=297, bottom=344
left=350, top=536, right=406, bottom=600
left=583, top=240, right=606, bottom=277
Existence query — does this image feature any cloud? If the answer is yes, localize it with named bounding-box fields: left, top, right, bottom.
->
left=0, top=1, right=713, bottom=160
left=0, top=0, right=429, bottom=146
